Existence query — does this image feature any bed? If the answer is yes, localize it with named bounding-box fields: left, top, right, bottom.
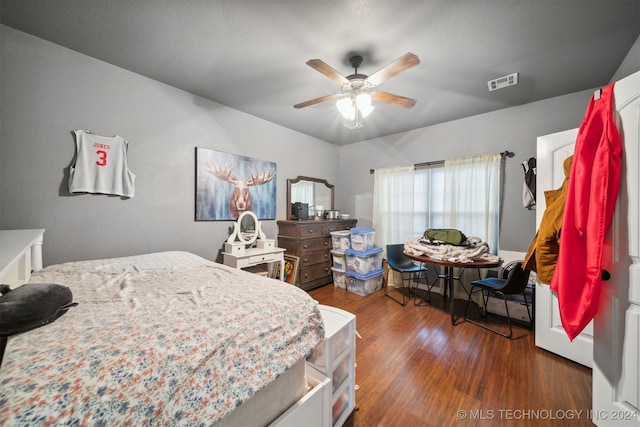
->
left=0, top=250, right=325, bottom=426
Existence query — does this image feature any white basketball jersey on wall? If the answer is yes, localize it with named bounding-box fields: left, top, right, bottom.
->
left=69, top=130, right=136, bottom=197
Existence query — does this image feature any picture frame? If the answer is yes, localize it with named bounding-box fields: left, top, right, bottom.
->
left=195, top=147, right=277, bottom=221
left=272, top=255, right=300, bottom=285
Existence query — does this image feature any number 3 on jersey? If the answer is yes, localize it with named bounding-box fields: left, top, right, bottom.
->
left=96, top=150, right=107, bottom=167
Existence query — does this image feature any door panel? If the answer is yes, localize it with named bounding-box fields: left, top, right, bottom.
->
left=593, top=70, right=640, bottom=426
left=535, top=128, right=593, bottom=368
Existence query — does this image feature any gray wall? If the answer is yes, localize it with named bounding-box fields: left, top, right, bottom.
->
left=0, top=26, right=338, bottom=266
left=2, top=25, right=638, bottom=265
left=335, top=34, right=640, bottom=253
left=336, top=91, right=593, bottom=253
left=611, top=34, right=640, bottom=83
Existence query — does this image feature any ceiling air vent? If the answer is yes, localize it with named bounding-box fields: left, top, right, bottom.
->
left=487, top=72, right=519, bottom=91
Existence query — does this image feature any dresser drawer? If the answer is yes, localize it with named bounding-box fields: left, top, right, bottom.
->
left=279, top=222, right=322, bottom=238
left=249, top=253, right=276, bottom=264
left=278, top=236, right=330, bottom=254
left=321, top=222, right=354, bottom=235
left=300, top=262, right=332, bottom=284
left=300, top=237, right=331, bottom=252
left=299, top=250, right=331, bottom=267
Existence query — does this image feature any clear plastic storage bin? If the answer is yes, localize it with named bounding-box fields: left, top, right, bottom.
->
left=344, top=268, right=384, bottom=296
left=307, top=306, right=354, bottom=369
left=349, top=227, right=376, bottom=251
left=331, top=250, right=346, bottom=271
left=331, top=267, right=347, bottom=289
left=307, top=305, right=356, bottom=427
left=330, top=230, right=351, bottom=251
left=345, top=247, right=383, bottom=274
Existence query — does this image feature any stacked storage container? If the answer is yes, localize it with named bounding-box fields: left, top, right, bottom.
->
left=344, top=227, right=384, bottom=296
left=307, top=305, right=356, bottom=427
left=330, top=230, right=351, bottom=289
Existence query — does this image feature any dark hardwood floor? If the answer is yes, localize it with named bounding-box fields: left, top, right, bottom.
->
left=308, top=284, right=593, bottom=427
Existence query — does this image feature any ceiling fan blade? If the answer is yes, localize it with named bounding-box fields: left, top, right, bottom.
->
left=294, top=93, right=339, bottom=109
left=371, top=91, right=417, bottom=109
left=306, top=59, right=350, bottom=86
left=365, top=53, right=420, bottom=87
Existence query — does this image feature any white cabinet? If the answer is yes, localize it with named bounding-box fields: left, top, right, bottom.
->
left=0, top=229, right=45, bottom=288
left=308, top=305, right=356, bottom=427
left=222, top=246, right=286, bottom=281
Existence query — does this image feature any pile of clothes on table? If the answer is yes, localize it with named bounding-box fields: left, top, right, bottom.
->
left=404, top=229, right=500, bottom=264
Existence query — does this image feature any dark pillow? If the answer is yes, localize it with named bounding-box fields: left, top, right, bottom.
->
left=0, top=283, right=78, bottom=336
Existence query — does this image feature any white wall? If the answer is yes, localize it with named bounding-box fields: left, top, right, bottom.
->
left=0, top=25, right=338, bottom=266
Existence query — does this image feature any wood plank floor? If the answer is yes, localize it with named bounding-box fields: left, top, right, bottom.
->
left=308, top=284, right=593, bottom=427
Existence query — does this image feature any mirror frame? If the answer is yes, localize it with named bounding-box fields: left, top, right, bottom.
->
left=227, top=211, right=265, bottom=245
left=286, top=176, right=335, bottom=220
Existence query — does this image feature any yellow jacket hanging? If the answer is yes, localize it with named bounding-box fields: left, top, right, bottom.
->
left=523, top=155, right=573, bottom=284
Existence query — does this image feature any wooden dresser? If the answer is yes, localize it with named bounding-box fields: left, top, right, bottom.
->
left=277, top=219, right=356, bottom=291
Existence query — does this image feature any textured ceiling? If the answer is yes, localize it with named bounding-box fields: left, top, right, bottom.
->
left=1, top=0, right=639, bottom=145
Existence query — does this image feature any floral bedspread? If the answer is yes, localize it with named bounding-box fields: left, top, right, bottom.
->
left=0, top=251, right=324, bottom=426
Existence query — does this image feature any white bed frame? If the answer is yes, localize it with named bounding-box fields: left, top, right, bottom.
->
left=0, top=229, right=334, bottom=426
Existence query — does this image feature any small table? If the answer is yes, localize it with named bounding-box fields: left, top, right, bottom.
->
left=222, top=246, right=286, bottom=281
left=405, top=253, right=502, bottom=325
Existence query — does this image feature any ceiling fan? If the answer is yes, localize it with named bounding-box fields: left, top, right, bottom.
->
left=294, top=53, right=420, bottom=118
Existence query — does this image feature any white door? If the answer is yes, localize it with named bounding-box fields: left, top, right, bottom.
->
left=592, top=70, right=640, bottom=426
left=535, top=128, right=593, bottom=368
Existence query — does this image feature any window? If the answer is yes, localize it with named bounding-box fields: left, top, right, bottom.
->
left=413, top=165, right=445, bottom=237
left=373, top=154, right=501, bottom=254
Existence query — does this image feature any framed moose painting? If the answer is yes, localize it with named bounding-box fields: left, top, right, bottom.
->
left=195, top=147, right=277, bottom=220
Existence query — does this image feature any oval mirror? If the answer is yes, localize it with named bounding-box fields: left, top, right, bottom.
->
left=237, top=211, right=259, bottom=244
left=287, top=176, right=334, bottom=220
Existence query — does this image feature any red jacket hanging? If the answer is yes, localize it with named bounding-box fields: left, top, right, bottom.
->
left=550, top=83, right=622, bottom=341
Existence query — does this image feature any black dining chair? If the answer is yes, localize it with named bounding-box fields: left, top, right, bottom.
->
left=463, top=261, right=532, bottom=338
left=385, top=244, right=430, bottom=306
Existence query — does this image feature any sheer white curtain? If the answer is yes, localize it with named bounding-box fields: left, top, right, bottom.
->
left=444, top=153, right=501, bottom=254
left=372, top=166, right=415, bottom=251
left=291, top=181, right=314, bottom=205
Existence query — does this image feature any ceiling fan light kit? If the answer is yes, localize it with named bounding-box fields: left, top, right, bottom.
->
left=337, top=91, right=374, bottom=119
left=295, top=52, right=420, bottom=129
